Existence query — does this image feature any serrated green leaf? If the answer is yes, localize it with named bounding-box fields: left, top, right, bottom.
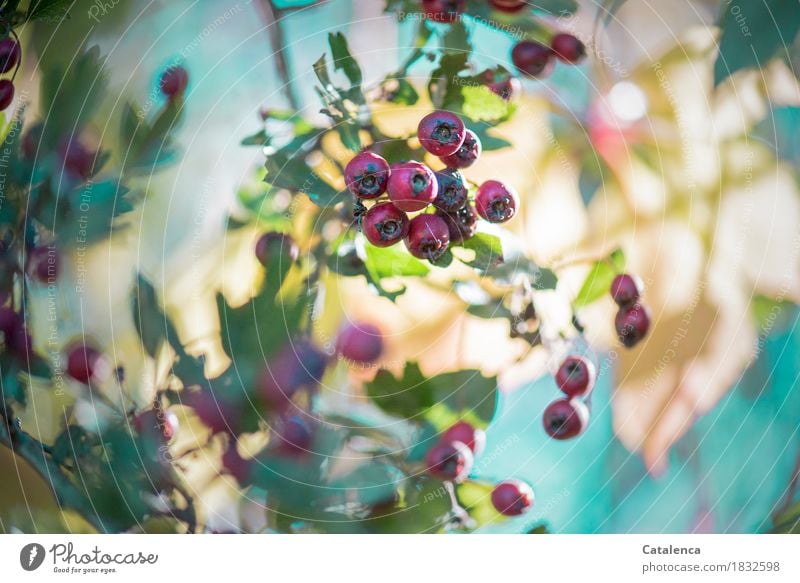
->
left=457, top=233, right=503, bottom=270
left=574, top=249, right=626, bottom=308
left=328, top=32, right=363, bottom=89
left=364, top=242, right=430, bottom=279
left=461, top=85, right=513, bottom=123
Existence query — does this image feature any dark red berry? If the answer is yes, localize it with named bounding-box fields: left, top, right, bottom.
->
left=362, top=202, right=409, bottom=247
left=0, top=38, right=20, bottom=74
left=543, top=398, right=589, bottom=440
left=274, top=414, right=314, bottom=455
left=437, top=204, right=478, bottom=243
left=491, top=479, right=534, bottom=516
left=475, top=180, right=519, bottom=223
left=550, top=33, right=586, bottom=64
left=222, top=443, right=251, bottom=483
left=442, top=421, right=486, bottom=456
left=66, top=343, right=105, bottom=384
left=421, top=0, right=465, bottom=23
left=184, top=387, right=242, bottom=435
left=440, top=129, right=482, bottom=169
left=555, top=355, right=595, bottom=398
left=26, top=246, right=58, bottom=283
left=255, top=232, right=299, bottom=266
left=425, top=440, right=473, bottom=481
left=610, top=273, right=643, bottom=307
left=404, top=213, right=450, bottom=262
left=417, top=110, right=466, bottom=157
left=615, top=302, right=650, bottom=348
left=134, top=408, right=179, bottom=443
left=0, top=79, right=14, bottom=111
left=387, top=161, right=438, bottom=212
left=0, top=307, right=19, bottom=340
left=336, top=322, right=383, bottom=364
left=489, top=0, right=527, bottom=12
left=511, top=41, right=553, bottom=77
left=260, top=340, right=328, bottom=412
left=344, top=151, right=390, bottom=199
left=9, top=322, right=31, bottom=361
left=433, top=168, right=468, bottom=212
left=59, top=138, right=95, bottom=180
left=160, top=65, right=189, bottom=98
left=21, top=124, right=43, bottom=159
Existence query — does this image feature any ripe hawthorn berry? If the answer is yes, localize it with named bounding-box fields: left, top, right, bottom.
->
left=543, top=398, right=589, bottom=440
left=610, top=273, right=643, bottom=307
left=442, top=421, right=486, bottom=456
left=491, top=479, right=534, bottom=516
left=26, top=246, right=58, bottom=283
left=421, top=0, right=466, bottom=23
left=551, top=33, right=586, bottom=64
left=134, top=408, right=179, bottom=443
left=425, top=440, right=473, bottom=481
left=344, top=151, right=390, bottom=199
left=475, top=180, right=519, bottom=223
left=274, top=414, right=314, bottom=455
left=615, top=302, right=650, bottom=348
left=0, top=79, right=14, bottom=111
left=255, top=232, right=299, bottom=266
left=0, top=38, right=20, bottom=74
left=260, top=340, right=328, bottom=412
left=60, top=139, right=95, bottom=181
left=440, top=129, right=482, bottom=170
left=0, top=307, right=18, bottom=342
left=387, top=161, right=438, bottom=212
left=437, top=204, right=478, bottom=243
left=511, top=41, right=553, bottom=77
left=489, top=0, right=527, bottom=12
left=362, top=202, right=409, bottom=247
left=433, top=168, right=468, bottom=212
left=555, top=355, right=596, bottom=398
left=336, top=322, right=383, bottom=364
left=66, top=343, right=105, bottom=384
left=184, top=387, right=242, bottom=435
left=160, top=65, right=189, bottom=98
left=405, top=213, right=450, bottom=262
left=417, top=110, right=466, bottom=157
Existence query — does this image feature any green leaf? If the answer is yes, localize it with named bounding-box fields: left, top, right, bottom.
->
left=457, top=480, right=501, bottom=527
left=27, top=0, right=72, bottom=20
left=573, top=248, right=626, bottom=308
left=364, top=242, right=430, bottom=279
left=460, top=85, right=514, bottom=123
left=753, top=106, right=800, bottom=164
left=714, top=0, right=800, bottom=86
left=328, top=32, right=363, bottom=89
left=599, top=0, right=627, bottom=26
left=264, top=147, right=340, bottom=207
left=531, top=0, right=578, bottom=16
left=456, top=233, right=503, bottom=270
left=470, top=125, right=511, bottom=151
left=241, top=129, right=268, bottom=146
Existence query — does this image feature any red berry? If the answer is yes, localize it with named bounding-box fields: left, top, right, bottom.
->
left=0, top=80, right=14, bottom=111
left=475, top=180, right=519, bottom=223
left=362, top=202, right=409, bottom=247
left=26, top=246, right=58, bottom=283
left=433, top=168, right=468, bottom=212
left=387, top=161, right=438, bottom=212
left=9, top=322, right=32, bottom=361
left=491, top=479, right=534, bottom=516
left=615, top=302, right=651, bottom=348
left=436, top=204, right=478, bottom=243
left=421, top=0, right=465, bottom=23
left=134, top=408, right=179, bottom=443
left=442, top=421, right=486, bottom=456
left=222, top=443, right=251, bottom=483
left=0, top=38, right=20, bottom=74
left=160, top=65, right=189, bottom=98
left=404, top=213, right=450, bottom=262
left=260, top=340, right=328, bottom=412
left=551, top=33, right=586, bottom=64
left=440, top=129, right=482, bottom=169
left=489, top=0, right=527, bottom=12
left=184, top=388, right=241, bottom=435
left=511, top=41, right=553, bottom=77
left=274, top=414, right=314, bottom=455
left=425, top=440, right=473, bottom=481
left=555, top=355, right=595, bottom=398
left=543, top=398, right=589, bottom=440
left=417, top=110, right=466, bottom=157
left=344, top=151, right=390, bottom=199
left=21, top=124, right=43, bottom=159
left=255, top=232, right=299, bottom=266
left=336, top=322, right=383, bottom=364
left=66, top=343, right=105, bottom=384
left=60, top=138, right=95, bottom=180
left=610, top=273, right=643, bottom=307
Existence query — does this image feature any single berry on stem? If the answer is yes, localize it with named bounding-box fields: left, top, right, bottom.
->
left=610, top=273, right=643, bottom=307
left=442, top=421, right=486, bottom=456
left=475, top=180, right=519, bottom=223
left=255, top=232, right=299, bottom=265
left=362, top=202, right=409, bottom=247
left=160, top=65, right=189, bottom=98
left=417, top=110, right=466, bottom=156
left=543, top=398, right=589, bottom=440
left=0, top=38, right=21, bottom=74
left=421, top=0, right=466, bottom=23
left=511, top=41, right=553, bottom=77
left=491, top=479, right=534, bottom=516
left=440, top=129, right=482, bottom=169
left=615, top=302, right=650, bottom=348
left=555, top=355, right=596, bottom=398
left=550, top=33, right=587, bottom=64
left=344, top=151, right=390, bottom=199
left=425, top=440, right=473, bottom=481
left=437, top=204, right=478, bottom=243
left=0, top=79, right=14, bottom=111
left=387, top=161, right=438, bottom=212
left=66, top=343, right=106, bottom=384
left=336, top=322, right=383, bottom=364
left=405, top=213, right=450, bottom=262
left=433, top=168, right=468, bottom=212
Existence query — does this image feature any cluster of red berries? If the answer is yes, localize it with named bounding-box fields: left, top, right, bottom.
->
left=512, top=33, right=586, bottom=78
left=425, top=420, right=534, bottom=517
left=543, top=355, right=595, bottom=440
left=611, top=273, right=650, bottom=348
left=345, top=110, right=519, bottom=263
left=0, top=36, right=21, bottom=111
